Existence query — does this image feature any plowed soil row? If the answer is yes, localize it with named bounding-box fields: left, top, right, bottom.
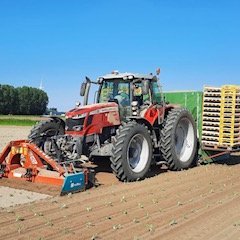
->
left=0, top=126, right=240, bottom=240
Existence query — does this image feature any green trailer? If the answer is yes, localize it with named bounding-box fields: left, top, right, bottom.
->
left=164, top=91, right=203, bottom=139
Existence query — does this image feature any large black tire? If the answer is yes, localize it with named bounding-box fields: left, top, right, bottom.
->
left=28, top=118, right=64, bottom=148
left=160, top=108, right=198, bottom=170
left=110, top=121, right=153, bottom=182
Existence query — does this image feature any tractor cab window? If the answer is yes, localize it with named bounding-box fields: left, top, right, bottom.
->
left=99, top=81, right=130, bottom=107
left=152, top=82, right=162, bottom=103
left=99, top=81, right=114, bottom=103
left=133, top=82, right=150, bottom=106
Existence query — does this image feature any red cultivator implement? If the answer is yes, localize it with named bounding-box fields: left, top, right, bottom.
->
left=0, top=140, right=95, bottom=195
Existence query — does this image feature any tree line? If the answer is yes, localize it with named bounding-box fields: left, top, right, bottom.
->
left=0, top=84, right=48, bottom=115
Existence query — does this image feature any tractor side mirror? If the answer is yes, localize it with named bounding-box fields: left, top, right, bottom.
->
left=142, top=80, right=150, bottom=95
left=80, top=76, right=91, bottom=96
left=80, top=82, right=86, bottom=96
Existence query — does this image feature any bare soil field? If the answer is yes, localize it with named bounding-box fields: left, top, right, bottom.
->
left=0, top=126, right=240, bottom=240
left=0, top=125, right=32, bottom=151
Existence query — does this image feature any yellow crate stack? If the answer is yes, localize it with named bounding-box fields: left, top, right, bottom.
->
left=202, top=85, right=240, bottom=150
left=219, top=85, right=240, bottom=147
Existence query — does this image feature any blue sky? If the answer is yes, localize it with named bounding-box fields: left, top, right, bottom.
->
left=0, top=0, right=240, bottom=111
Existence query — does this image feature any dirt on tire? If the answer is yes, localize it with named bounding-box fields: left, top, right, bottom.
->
left=0, top=126, right=240, bottom=240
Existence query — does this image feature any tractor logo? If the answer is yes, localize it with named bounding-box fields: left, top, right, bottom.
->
left=70, top=182, right=82, bottom=188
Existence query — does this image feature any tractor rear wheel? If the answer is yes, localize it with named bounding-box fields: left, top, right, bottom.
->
left=160, top=108, right=197, bottom=170
left=28, top=118, right=64, bottom=149
left=110, top=121, right=152, bottom=182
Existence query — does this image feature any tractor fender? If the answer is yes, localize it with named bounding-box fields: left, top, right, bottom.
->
left=164, top=104, right=180, bottom=118
left=127, top=117, right=157, bottom=148
left=128, top=117, right=153, bottom=130
left=49, top=116, right=66, bottom=131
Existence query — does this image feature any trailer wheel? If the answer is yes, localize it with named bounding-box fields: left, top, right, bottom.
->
left=110, top=121, right=152, bottom=182
left=28, top=118, right=64, bottom=150
left=160, top=108, right=197, bottom=170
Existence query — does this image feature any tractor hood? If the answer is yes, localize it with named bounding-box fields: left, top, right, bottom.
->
left=65, top=102, right=119, bottom=119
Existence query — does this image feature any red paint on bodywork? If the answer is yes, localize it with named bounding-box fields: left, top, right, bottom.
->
left=143, top=104, right=177, bottom=126
left=66, top=102, right=118, bottom=118
left=65, top=102, right=121, bottom=136
left=144, top=106, right=159, bottom=125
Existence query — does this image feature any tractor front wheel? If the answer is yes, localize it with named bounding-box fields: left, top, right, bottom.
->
left=110, top=121, right=152, bottom=182
left=28, top=118, right=64, bottom=149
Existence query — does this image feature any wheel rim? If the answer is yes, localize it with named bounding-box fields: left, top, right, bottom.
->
left=174, top=118, right=195, bottom=162
left=127, top=134, right=150, bottom=173
left=42, top=128, right=59, bottom=154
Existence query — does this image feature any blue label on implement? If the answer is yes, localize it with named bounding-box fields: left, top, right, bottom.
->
left=61, top=172, right=85, bottom=195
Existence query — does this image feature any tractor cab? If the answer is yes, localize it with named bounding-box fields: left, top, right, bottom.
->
left=80, top=72, right=163, bottom=119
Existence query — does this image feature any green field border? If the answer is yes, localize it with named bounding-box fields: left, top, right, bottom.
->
left=0, top=115, right=48, bottom=126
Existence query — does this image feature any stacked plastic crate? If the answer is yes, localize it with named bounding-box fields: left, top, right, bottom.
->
left=202, top=85, right=240, bottom=150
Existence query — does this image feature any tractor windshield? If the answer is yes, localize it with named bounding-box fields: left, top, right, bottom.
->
left=98, top=81, right=130, bottom=107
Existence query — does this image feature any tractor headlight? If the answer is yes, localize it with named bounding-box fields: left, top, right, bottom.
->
left=72, top=113, right=87, bottom=119
left=131, top=101, right=139, bottom=116
left=75, top=101, right=81, bottom=107
left=131, top=101, right=138, bottom=107
left=123, top=75, right=134, bottom=80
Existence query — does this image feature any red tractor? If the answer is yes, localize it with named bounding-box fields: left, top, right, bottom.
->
left=29, top=71, right=198, bottom=182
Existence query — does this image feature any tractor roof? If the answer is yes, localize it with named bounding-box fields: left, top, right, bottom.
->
left=98, top=72, right=157, bottom=81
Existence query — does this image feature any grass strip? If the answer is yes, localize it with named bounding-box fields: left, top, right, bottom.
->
left=0, top=119, right=38, bottom=126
